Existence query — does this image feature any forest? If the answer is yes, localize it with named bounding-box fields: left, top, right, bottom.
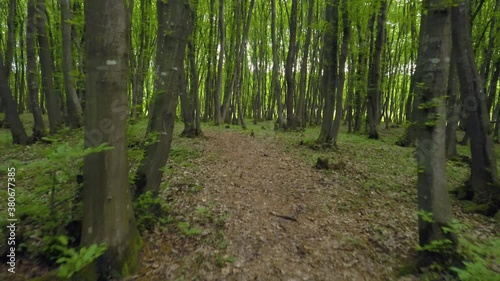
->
left=0, top=0, right=499, bottom=280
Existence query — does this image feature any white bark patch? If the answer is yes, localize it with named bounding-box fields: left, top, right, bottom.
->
left=172, top=67, right=178, bottom=71
left=161, top=72, right=167, bottom=76
left=88, top=227, right=93, bottom=234
left=430, top=58, right=440, bottom=64
left=106, top=60, right=117, bottom=65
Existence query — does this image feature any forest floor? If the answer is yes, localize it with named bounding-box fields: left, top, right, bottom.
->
left=0, top=119, right=498, bottom=281
left=134, top=123, right=498, bottom=281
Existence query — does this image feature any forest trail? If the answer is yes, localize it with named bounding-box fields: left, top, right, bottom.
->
left=138, top=129, right=416, bottom=281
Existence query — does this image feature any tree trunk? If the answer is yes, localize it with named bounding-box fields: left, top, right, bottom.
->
left=296, top=0, right=314, bottom=128
left=60, top=0, right=83, bottom=129
left=36, top=0, right=63, bottom=134
left=26, top=0, right=45, bottom=140
left=452, top=0, right=500, bottom=215
left=0, top=0, right=28, bottom=145
left=204, top=0, right=216, bottom=122
left=330, top=0, right=350, bottom=146
left=271, top=0, right=284, bottom=129
left=229, top=0, right=255, bottom=129
left=0, top=57, right=29, bottom=145
left=181, top=38, right=202, bottom=137
left=482, top=0, right=500, bottom=114
left=404, top=1, right=418, bottom=124
left=366, top=0, right=387, bottom=139
left=81, top=0, right=141, bottom=278
left=285, top=0, right=298, bottom=130
left=180, top=66, right=195, bottom=137
left=353, top=25, right=366, bottom=133
left=415, top=0, right=456, bottom=261
left=214, top=0, right=224, bottom=125
left=317, top=0, right=339, bottom=143
left=346, top=55, right=355, bottom=133
left=445, top=50, right=460, bottom=159
left=397, top=10, right=427, bottom=148
left=489, top=59, right=500, bottom=141
left=135, top=0, right=193, bottom=196
left=189, top=36, right=202, bottom=136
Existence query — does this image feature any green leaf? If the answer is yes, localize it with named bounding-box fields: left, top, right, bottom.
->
left=83, top=244, right=97, bottom=262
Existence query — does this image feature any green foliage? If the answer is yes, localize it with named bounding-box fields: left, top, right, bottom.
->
left=169, top=145, right=201, bottom=162
left=416, top=239, right=455, bottom=254
left=215, top=255, right=235, bottom=267
left=56, top=241, right=107, bottom=279
left=415, top=218, right=499, bottom=280
left=0, top=139, right=111, bottom=262
left=189, top=183, right=204, bottom=193
left=417, top=209, right=434, bottom=223
left=144, top=131, right=161, bottom=147
left=195, top=206, right=211, bottom=219
left=177, top=222, right=203, bottom=236
left=133, top=191, right=170, bottom=232
left=451, top=236, right=500, bottom=281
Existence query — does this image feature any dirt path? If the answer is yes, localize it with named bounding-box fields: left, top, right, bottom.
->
left=198, top=130, right=384, bottom=281
left=138, top=130, right=415, bottom=281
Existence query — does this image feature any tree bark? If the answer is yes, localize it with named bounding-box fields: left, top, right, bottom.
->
left=135, top=0, right=193, bottom=196
left=285, top=0, right=299, bottom=130
left=491, top=59, right=500, bottom=142
left=445, top=49, right=460, bottom=159
left=482, top=0, right=500, bottom=114
left=131, top=0, right=153, bottom=119
left=185, top=38, right=202, bottom=137
left=296, top=0, right=315, bottom=128
left=317, top=0, right=339, bottom=143
left=204, top=0, right=216, bottom=122
left=0, top=0, right=28, bottom=145
left=214, top=0, right=224, bottom=125
left=60, top=0, right=83, bottom=129
left=353, top=24, right=366, bottom=133
left=81, top=0, right=141, bottom=278
left=271, top=0, right=284, bottom=129
left=181, top=38, right=202, bottom=137
left=0, top=56, right=29, bottom=145
left=36, top=0, right=63, bottom=134
left=228, top=0, right=255, bottom=129
left=346, top=55, right=355, bottom=133
left=26, top=0, right=45, bottom=140
left=366, top=0, right=387, bottom=139
left=330, top=0, right=350, bottom=146
left=452, top=0, right=499, bottom=215
left=415, top=0, right=456, bottom=259
left=397, top=9, right=427, bottom=148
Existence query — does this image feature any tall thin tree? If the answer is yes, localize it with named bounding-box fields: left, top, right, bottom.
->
left=135, top=0, right=194, bottom=196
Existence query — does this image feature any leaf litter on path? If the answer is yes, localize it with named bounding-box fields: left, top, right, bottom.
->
left=136, top=129, right=497, bottom=281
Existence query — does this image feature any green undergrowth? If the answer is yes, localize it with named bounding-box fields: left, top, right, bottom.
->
left=404, top=217, right=500, bottom=281
left=134, top=191, right=172, bottom=233
left=0, top=125, right=92, bottom=265
left=0, top=114, right=203, bottom=279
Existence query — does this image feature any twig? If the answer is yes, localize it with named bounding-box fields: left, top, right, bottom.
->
left=269, top=211, right=297, bottom=222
